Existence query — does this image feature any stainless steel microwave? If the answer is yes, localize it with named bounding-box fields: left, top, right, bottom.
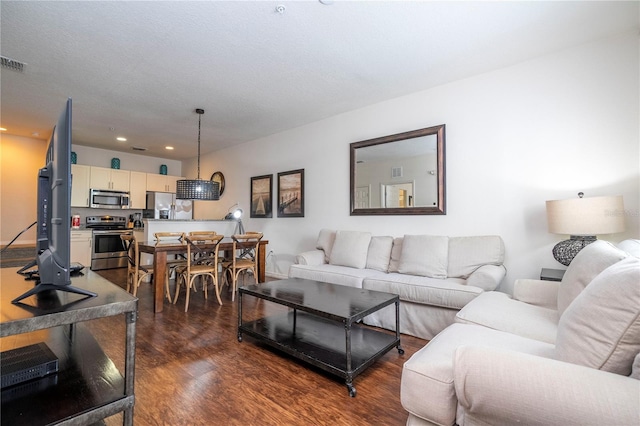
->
left=89, top=189, right=130, bottom=209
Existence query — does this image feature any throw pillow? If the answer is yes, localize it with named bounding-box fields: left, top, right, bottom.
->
left=388, top=237, right=404, bottom=273
left=316, top=229, right=336, bottom=263
left=366, top=236, right=393, bottom=272
left=555, top=256, right=640, bottom=375
left=398, top=235, right=449, bottom=278
left=557, top=240, right=628, bottom=316
left=329, top=231, right=372, bottom=269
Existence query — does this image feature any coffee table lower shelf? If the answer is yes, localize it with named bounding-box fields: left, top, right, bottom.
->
left=238, top=310, right=401, bottom=397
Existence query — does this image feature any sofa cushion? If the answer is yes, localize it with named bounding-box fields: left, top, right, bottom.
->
left=363, top=273, right=475, bottom=310
left=329, top=230, right=372, bottom=269
left=455, top=291, right=558, bottom=344
left=315, top=228, right=336, bottom=263
left=631, top=353, right=640, bottom=380
left=555, top=256, right=640, bottom=375
left=398, top=235, right=449, bottom=278
left=401, top=323, right=554, bottom=426
left=448, top=235, right=505, bottom=279
left=618, top=239, right=640, bottom=258
left=365, top=236, right=393, bottom=272
left=388, top=237, right=403, bottom=273
left=289, top=264, right=387, bottom=288
left=557, top=240, right=627, bottom=315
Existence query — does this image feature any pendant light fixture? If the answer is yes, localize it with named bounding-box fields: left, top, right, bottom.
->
left=176, top=108, right=220, bottom=200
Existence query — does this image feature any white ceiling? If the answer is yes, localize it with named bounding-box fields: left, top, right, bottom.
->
left=1, top=1, right=638, bottom=160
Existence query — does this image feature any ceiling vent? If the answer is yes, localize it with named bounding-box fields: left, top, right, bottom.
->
left=131, top=146, right=147, bottom=151
left=1, top=56, right=26, bottom=73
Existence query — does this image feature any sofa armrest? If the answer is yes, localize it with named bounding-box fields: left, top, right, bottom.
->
left=513, top=279, right=560, bottom=309
left=295, top=249, right=326, bottom=266
left=454, top=346, right=640, bottom=426
left=465, top=265, right=505, bottom=291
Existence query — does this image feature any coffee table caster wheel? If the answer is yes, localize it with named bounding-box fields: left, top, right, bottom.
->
left=237, top=334, right=243, bottom=342
left=398, top=347, right=405, bottom=355
left=348, top=384, right=356, bottom=397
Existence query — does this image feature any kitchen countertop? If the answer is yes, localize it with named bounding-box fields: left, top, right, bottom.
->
left=144, top=219, right=231, bottom=222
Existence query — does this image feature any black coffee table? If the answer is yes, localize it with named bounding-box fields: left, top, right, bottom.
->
left=237, top=278, right=403, bottom=397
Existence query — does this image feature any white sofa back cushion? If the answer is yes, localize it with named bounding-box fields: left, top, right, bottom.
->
left=557, top=240, right=628, bottom=315
left=366, top=236, right=394, bottom=272
left=388, top=237, right=404, bottom=272
left=316, top=228, right=336, bottom=263
left=447, top=236, right=504, bottom=279
left=398, top=235, right=449, bottom=278
left=329, top=230, right=372, bottom=269
left=555, top=256, right=640, bottom=375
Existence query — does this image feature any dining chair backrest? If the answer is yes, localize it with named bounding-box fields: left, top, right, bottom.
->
left=154, top=232, right=185, bottom=241
left=188, top=231, right=218, bottom=242
left=121, top=233, right=153, bottom=296
left=184, top=234, right=224, bottom=273
left=121, top=234, right=146, bottom=273
left=232, top=232, right=263, bottom=260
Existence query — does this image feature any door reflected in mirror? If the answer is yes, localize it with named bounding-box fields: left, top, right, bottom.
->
left=350, top=124, right=445, bottom=215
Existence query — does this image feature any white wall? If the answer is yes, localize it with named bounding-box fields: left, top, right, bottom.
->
left=71, top=145, right=182, bottom=175
left=187, top=32, right=640, bottom=292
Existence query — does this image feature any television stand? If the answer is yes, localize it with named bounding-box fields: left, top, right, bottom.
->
left=11, top=283, right=96, bottom=304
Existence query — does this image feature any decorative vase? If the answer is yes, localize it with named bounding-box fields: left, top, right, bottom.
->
left=160, top=164, right=167, bottom=175
left=111, top=158, right=120, bottom=169
left=70, top=151, right=77, bottom=164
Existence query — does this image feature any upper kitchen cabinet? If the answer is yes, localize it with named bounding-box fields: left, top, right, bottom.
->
left=91, top=166, right=130, bottom=192
left=71, top=164, right=91, bottom=207
left=129, top=171, right=147, bottom=209
left=146, top=173, right=182, bottom=193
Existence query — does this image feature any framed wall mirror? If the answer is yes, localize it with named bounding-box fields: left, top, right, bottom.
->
left=350, top=124, right=445, bottom=215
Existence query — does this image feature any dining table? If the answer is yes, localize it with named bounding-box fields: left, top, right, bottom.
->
left=138, top=239, right=269, bottom=313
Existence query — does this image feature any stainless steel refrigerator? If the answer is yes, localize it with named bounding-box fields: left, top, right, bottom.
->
left=145, top=192, right=193, bottom=220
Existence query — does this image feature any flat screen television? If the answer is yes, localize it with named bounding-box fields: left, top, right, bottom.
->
left=12, top=98, right=96, bottom=304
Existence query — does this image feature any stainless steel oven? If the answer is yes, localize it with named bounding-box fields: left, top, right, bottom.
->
left=86, top=216, right=132, bottom=270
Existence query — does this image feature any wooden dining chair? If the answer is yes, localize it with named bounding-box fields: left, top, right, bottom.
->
left=154, top=232, right=186, bottom=301
left=221, top=233, right=263, bottom=301
left=121, top=234, right=154, bottom=297
left=173, top=234, right=224, bottom=312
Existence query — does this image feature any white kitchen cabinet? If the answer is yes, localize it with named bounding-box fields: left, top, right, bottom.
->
left=70, top=230, right=92, bottom=267
left=129, top=171, right=147, bottom=209
left=90, top=166, right=130, bottom=191
left=146, top=173, right=182, bottom=193
left=71, top=164, right=91, bottom=207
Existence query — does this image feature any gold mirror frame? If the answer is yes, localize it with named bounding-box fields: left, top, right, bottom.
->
left=350, top=124, right=446, bottom=215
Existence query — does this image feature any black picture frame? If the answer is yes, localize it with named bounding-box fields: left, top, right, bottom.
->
left=250, top=174, right=273, bottom=218
left=277, top=169, right=304, bottom=217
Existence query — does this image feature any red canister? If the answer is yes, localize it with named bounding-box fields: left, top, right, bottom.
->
left=71, top=215, right=81, bottom=229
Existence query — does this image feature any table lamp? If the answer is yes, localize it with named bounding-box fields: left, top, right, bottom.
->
left=546, top=192, right=624, bottom=266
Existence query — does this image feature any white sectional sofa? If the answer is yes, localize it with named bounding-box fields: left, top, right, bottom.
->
left=288, top=229, right=506, bottom=340
left=401, top=240, right=640, bottom=426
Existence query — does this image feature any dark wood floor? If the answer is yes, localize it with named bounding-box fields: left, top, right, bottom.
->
left=90, top=268, right=427, bottom=425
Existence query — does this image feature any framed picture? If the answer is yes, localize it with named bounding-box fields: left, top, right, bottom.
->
left=250, top=174, right=273, bottom=218
left=277, top=169, right=305, bottom=217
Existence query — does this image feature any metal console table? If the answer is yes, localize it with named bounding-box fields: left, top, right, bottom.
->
left=0, top=268, right=137, bottom=425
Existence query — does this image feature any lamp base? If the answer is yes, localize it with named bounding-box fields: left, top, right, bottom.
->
left=552, top=235, right=597, bottom=266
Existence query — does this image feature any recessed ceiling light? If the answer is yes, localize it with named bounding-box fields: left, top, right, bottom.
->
left=0, top=127, right=6, bottom=131
left=165, top=146, right=174, bottom=150
left=116, top=137, right=127, bottom=142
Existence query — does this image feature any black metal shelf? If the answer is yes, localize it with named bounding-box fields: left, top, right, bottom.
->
left=240, top=311, right=399, bottom=378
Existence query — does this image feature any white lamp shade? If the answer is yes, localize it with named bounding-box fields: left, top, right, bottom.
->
left=546, top=195, right=625, bottom=236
